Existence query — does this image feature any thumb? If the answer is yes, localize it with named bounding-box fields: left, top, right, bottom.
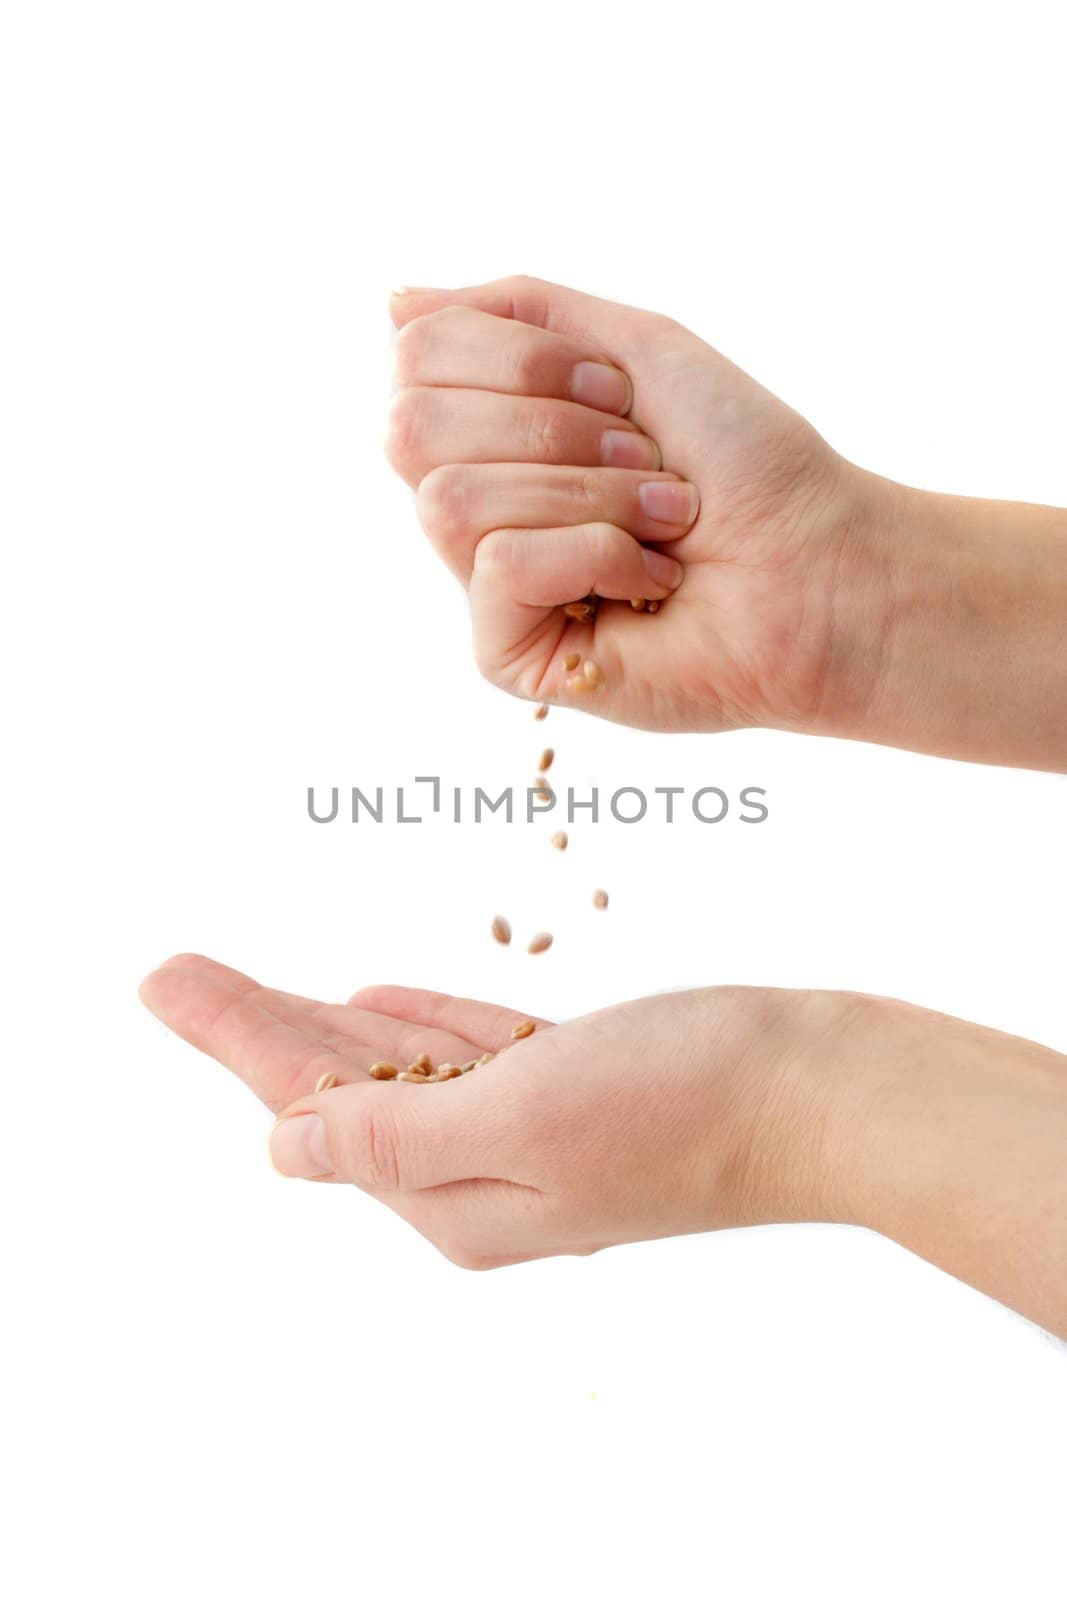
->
left=268, top=1078, right=507, bottom=1192
left=468, top=522, right=683, bottom=690
left=389, top=274, right=675, bottom=367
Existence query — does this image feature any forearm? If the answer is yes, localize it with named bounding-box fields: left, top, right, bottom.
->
left=826, top=471, right=1067, bottom=771
left=811, top=997, right=1067, bottom=1338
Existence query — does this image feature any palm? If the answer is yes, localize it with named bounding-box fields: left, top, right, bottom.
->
left=512, top=503, right=837, bottom=735
left=140, top=954, right=549, bottom=1115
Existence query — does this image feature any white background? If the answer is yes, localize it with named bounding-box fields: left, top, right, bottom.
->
left=2, top=1, right=1065, bottom=1595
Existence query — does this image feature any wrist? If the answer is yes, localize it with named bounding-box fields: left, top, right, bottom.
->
left=781, top=992, right=1067, bottom=1334
left=730, top=988, right=998, bottom=1231
left=720, top=987, right=886, bottom=1228
left=794, top=464, right=919, bottom=746
left=808, top=466, right=1067, bottom=769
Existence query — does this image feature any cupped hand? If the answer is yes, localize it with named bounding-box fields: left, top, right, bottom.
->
left=139, top=955, right=845, bottom=1268
left=387, top=275, right=883, bottom=734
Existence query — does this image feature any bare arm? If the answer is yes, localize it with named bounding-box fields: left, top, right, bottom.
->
left=141, top=956, right=1067, bottom=1337
left=387, top=275, right=1067, bottom=772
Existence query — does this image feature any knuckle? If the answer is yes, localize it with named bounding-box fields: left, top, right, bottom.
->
left=343, top=1103, right=403, bottom=1191
left=472, top=526, right=516, bottom=585
left=430, top=303, right=474, bottom=328
left=391, top=317, right=424, bottom=384
left=505, top=273, right=545, bottom=293
left=416, top=463, right=468, bottom=538
left=384, top=387, right=425, bottom=474
left=395, top=306, right=474, bottom=383
left=648, top=310, right=686, bottom=341
left=493, top=274, right=552, bottom=333
left=524, top=404, right=568, bottom=462
left=506, top=338, right=547, bottom=396
left=587, top=520, right=628, bottom=563
left=576, top=468, right=606, bottom=515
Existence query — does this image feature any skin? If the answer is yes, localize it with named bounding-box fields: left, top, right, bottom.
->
left=136, top=278, right=1067, bottom=1338
left=387, top=275, right=1067, bottom=769
left=140, top=955, right=1067, bottom=1337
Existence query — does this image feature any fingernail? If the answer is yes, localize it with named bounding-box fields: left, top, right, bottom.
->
left=642, top=548, right=684, bottom=589
left=390, top=285, right=440, bottom=297
left=571, top=361, right=632, bottom=415
left=638, top=480, right=700, bottom=526
left=601, top=429, right=661, bottom=469
left=270, top=1113, right=333, bottom=1178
